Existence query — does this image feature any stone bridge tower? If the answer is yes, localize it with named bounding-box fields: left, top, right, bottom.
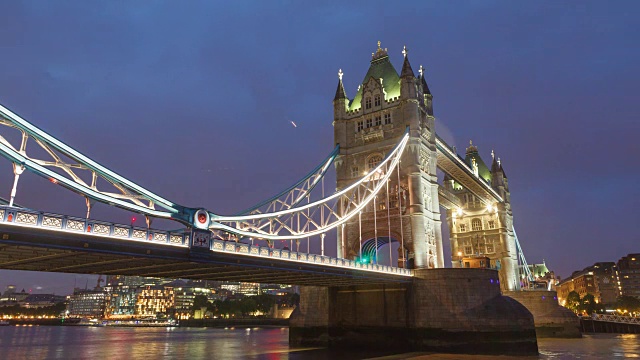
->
left=333, top=43, right=443, bottom=269
left=443, top=144, right=520, bottom=290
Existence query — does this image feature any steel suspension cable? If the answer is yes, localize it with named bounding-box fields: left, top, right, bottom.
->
left=397, top=159, right=405, bottom=268
left=386, top=163, right=392, bottom=267
left=374, top=192, right=378, bottom=265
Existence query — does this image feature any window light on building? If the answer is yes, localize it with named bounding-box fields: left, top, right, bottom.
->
left=472, top=218, right=482, bottom=231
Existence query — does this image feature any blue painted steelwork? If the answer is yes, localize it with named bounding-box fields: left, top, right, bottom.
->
left=0, top=103, right=194, bottom=222
left=0, top=204, right=412, bottom=277
left=0, top=205, right=189, bottom=246
left=236, top=145, right=339, bottom=215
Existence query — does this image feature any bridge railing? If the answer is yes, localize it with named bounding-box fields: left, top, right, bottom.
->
left=210, top=239, right=413, bottom=276
left=0, top=205, right=189, bottom=247
left=0, top=205, right=413, bottom=277
left=591, top=314, right=640, bottom=325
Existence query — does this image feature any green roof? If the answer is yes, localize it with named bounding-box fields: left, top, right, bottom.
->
left=349, top=55, right=401, bottom=111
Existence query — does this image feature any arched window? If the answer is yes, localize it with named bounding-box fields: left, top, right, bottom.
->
left=365, top=97, right=372, bottom=109
left=367, top=154, right=383, bottom=171
left=374, top=94, right=381, bottom=107
left=472, top=218, right=482, bottom=231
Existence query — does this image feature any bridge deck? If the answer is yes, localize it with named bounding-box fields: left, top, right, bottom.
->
left=0, top=222, right=411, bottom=287
left=435, top=136, right=503, bottom=205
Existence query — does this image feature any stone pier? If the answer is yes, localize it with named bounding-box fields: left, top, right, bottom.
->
left=504, top=290, right=581, bottom=338
left=290, top=268, right=538, bottom=355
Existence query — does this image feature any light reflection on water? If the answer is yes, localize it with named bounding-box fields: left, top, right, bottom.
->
left=0, top=326, right=638, bottom=359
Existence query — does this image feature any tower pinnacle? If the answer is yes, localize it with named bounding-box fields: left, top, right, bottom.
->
left=333, top=68, right=347, bottom=101
left=400, top=46, right=415, bottom=78
left=372, top=41, right=388, bottom=60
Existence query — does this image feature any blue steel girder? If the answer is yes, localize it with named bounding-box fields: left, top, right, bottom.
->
left=235, top=145, right=339, bottom=216
left=209, top=130, right=410, bottom=240
left=0, top=101, right=408, bottom=242
left=0, top=103, right=194, bottom=223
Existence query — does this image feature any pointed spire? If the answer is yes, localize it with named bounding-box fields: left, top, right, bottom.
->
left=334, top=68, right=347, bottom=101
left=491, top=152, right=500, bottom=173
left=400, top=45, right=415, bottom=78
left=419, top=64, right=432, bottom=95
left=499, top=160, right=507, bottom=178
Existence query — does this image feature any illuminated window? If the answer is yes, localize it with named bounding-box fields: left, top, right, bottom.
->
left=488, top=220, right=495, bottom=229
left=351, top=166, right=359, bottom=178
left=367, top=154, right=383, bottom=171
left=384, top=113, right=391, bottom=124
left=374, top=116, right=381, bottom=126
left=366, top=118, right=372, bottom=128
left=472, top=218, right=482, bottom=231
left=374, top=94, right=381, bottom=106
left=365, top=97, right=372, bottom=109
left=357, top=121, right=364, bottom=132
left=459, top=224, right=466, bottom=232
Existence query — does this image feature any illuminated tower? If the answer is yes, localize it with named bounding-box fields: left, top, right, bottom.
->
left=444, top=143, right=519, bottom=290
left=333, top=42, right=443, bottom=269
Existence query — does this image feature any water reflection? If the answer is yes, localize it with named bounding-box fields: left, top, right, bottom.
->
left=0, top=327, right=638, bottom=359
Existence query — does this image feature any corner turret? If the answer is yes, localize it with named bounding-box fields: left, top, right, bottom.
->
left=333, top=69, right=349, bottom=119
left=419, top=65, right=433, bottom=116
left=490, top=153, right=510, bottom=201
left=400, top=46, right=418, bottom=99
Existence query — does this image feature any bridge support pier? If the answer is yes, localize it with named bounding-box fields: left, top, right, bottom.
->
left=504, top=290, right=581, bottom=338
left=290, top=268, right=538, bottom=355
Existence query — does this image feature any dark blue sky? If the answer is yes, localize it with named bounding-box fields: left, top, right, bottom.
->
left=0, top=1, right=638, bottom=294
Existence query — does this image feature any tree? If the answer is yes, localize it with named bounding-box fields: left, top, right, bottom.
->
left=192, top=294, right=210, bottom=314
left=578, top=293, right=600, bottom=315
left=254, top=294, right=275, bottom=315
left=616, top=296, right=640, bottom=314
left=565, top=291, right=581, bottom=313
left=239, top=297, right=257, bottom=317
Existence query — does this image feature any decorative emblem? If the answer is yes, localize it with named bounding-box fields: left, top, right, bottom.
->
left=194, top=209, right=210, bottom=229
left=419, top=149, right=430, bottom=172
left=192, top=230, right=210, bottom=248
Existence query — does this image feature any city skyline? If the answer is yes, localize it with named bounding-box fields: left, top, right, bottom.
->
left=0, top=1, right=638, bottom=292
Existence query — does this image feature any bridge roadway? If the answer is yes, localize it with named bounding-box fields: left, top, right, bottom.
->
left=435, top=135, right=503, bottom=206
left=0, top=206, right=412, bottom=287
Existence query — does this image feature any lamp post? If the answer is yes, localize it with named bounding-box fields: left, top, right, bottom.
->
left=457, top=251, right=463, bottom=268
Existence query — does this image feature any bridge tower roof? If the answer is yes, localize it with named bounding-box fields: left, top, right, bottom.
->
left=349, top=41, right=401, bottom=110
left=334, top=69, right=348, bottom=101
left=465, top=140, right=492, bottom=184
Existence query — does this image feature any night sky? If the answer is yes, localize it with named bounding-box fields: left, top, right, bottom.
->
left=0, top=1, right=638, bottom=295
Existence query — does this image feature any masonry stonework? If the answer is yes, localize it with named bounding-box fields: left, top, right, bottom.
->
left=290, top=268, right=538, bottom=355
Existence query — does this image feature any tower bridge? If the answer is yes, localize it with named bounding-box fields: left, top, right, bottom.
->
left=0, top=43, right=579, bottom=354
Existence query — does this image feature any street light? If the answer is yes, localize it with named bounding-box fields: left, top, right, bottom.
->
left=457, top=251, right=463, bottom=268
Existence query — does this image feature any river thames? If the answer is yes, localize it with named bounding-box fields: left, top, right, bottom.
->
left=0, top=326, right=638, bottom=359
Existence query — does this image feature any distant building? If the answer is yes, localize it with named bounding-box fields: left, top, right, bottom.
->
left=23, top=294, right=66, bottom=308
left=217, top=282, right=260, bottom=296
left=0, top=287, right=29, bottom=305
left=135, top=285, right=174, bottom=317
left=592, top=262, right=619, bottom=305
left=617, top=254, right=640, bottom=299
left=67, top=290, right=106, bottom=318
left=557, top=262, right=619, bottom=306
left=104, top=285, right=140, bottom=319
left=106, top=275, right=164, bottom=287
left=522, top=261, right=558, bottom=290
